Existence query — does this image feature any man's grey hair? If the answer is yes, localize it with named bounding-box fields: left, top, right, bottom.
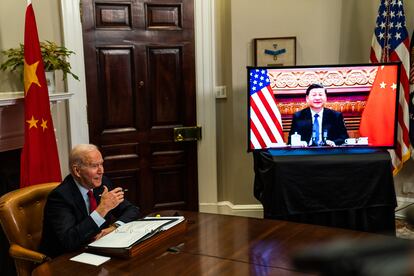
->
left=69, top=144, right=99, bottom=173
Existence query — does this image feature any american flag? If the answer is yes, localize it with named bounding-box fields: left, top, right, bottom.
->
left=370, top=0, right=410, bottom=174
left=249, top=69, right=284, bottom=149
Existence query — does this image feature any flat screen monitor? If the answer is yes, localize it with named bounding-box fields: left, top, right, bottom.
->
left=247, top=62, right=401, bottom=151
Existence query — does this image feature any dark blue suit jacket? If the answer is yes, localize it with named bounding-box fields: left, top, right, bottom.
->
left=288, top=107, right=349, bottom=146
left=39, top=174, right=140, bottom=257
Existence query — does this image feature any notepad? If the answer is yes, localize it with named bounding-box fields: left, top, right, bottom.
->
left=142, top=216, right=185, bottom=230
left=88, top=218, right=179, bottom=249
left=70, top=253, right=110, bottom=266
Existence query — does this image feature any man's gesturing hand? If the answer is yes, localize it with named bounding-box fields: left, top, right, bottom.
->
left=95, top=186, right=124, bottom=217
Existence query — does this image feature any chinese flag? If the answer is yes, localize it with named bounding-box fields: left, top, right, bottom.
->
left=20, top=0, right=62, bottom=187
left=359, top=65, right=398, bottom=146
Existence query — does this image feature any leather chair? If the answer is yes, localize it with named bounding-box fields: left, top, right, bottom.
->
left=0, top=182, right=59, bottom=276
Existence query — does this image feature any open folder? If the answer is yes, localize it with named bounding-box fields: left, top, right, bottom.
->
left=88, top=216, right=185, bottom=249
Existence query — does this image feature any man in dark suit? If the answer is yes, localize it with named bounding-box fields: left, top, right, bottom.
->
left=288, top=83, right=349, bottom=146
left=39, top=144, right=140, bottom=257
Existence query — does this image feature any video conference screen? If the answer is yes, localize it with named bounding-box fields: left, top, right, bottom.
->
left=247, top=62, right=401, bottom=151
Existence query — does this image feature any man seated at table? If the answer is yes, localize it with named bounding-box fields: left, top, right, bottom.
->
left=288, top=83, right=349, bottom=146
left=39, top=144, right=140, bottom=257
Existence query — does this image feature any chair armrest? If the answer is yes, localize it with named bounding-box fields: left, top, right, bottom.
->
left=9, top=244, right=50, bottom=264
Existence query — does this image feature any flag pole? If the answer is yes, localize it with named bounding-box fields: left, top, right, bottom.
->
left=381, top=0, right=390, bottom=62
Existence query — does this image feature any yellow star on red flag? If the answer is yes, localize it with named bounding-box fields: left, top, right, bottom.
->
left=24, top=59, right=41, bottom=94
left=40, top=118, right=48, bottom=131
left=26, top=115, right=38, bottom=129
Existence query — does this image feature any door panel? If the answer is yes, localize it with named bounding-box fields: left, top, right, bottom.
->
left=149, top=47, right=182, bottom=124
left=97, top=47, right=136, bottom=129
left=81, top=0, right=198, bottom=215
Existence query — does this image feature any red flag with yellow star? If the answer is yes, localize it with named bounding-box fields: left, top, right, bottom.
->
left=359, top=65, right=399, bottom=146
left=20, top=0, right=62, bottom=187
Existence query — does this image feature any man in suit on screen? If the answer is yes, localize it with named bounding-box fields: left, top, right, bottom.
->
left=39, top=144, right=140, bottom=257
left=288, top=83, right=349, bottom=146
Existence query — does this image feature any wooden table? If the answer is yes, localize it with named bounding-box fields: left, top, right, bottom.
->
left=33, top=211, right=386, bottom=275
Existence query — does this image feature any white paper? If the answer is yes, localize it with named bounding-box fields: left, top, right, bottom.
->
left=88, top=220, right=172, bottom=249
left=267, top=142, right=286, bottom=148
left=143, top=216, right=185, bottom=230
left=70, top=253, right=110, bottom=266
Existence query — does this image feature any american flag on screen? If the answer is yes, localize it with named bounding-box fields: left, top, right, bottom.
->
left=249, top=69, right=284, bottom=149
left=370, top=0, right=410, bottom=174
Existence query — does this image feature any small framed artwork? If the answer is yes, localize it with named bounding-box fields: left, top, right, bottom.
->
left=254, top=36, right=296, bottom=66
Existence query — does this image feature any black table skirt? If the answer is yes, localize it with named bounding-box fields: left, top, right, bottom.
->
left=254, top=148, right=397, bottom=235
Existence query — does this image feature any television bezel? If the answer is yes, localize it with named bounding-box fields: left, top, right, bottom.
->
left=246, top=62, right=402, bottom=152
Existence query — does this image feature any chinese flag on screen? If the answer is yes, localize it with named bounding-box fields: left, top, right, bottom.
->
left=20, top=0, right=62, bottom=187
left=359, top=65, right=398, bottom=146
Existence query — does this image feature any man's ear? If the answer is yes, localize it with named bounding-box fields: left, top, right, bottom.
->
left=73, top=165, right=81, bottom=178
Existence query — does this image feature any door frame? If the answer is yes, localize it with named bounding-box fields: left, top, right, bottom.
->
left=60, top=0, right=218, bottom=207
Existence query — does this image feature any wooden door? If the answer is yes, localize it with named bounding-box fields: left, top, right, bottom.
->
left=81, top=0, right=198, bottom=214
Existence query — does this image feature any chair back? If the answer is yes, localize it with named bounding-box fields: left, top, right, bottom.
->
left=0, top=182, right=59, bottom=275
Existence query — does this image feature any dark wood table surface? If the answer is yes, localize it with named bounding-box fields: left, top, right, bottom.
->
left=33, top=210, right=387, bottom=276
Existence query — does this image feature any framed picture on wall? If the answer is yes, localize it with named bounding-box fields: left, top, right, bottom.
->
left=254, top=36, right=296, bottom=66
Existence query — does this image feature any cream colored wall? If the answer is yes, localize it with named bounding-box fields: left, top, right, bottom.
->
left=0, top=0, right=69, bottom=177
left=0, top=0, right=63, bottom=92
left=215, top=0, right=414, bottom=205
left=0, top=1, right=25, bottom=91
left=215, top=0, right=232, bottom=201
left=338, top=0, right=378, bottom=63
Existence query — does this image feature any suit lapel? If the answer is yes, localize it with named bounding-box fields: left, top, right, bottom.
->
left=67, top=176, right=89, bottom=216
left=93, top=186, right=103, bottom=205
left=322, top=108, right=329, bottom=130
left=304, top=108, right=312, bottom=120
left=303, top=108, right=313, bottom=137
